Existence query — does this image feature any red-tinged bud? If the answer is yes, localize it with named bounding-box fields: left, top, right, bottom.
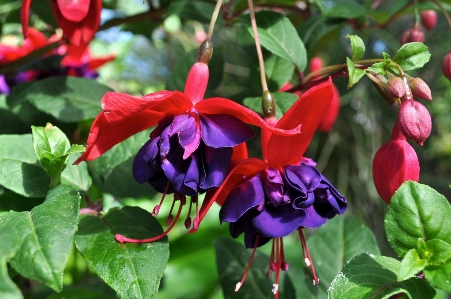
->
left=401, top=25, right=425, bottom=44
left=408, top=77, right=432, bottom=101
left=318, top=84, right=340, bottom=132
left=442, top=53, right=451, bottom=81
left=310, top=57, right=323, bottom=72
left=372, top=123, right=420, bottom=204
left=184, top=62, right=209, bottom=104
left=398, top=99, right=432, bottom=145
left=387, top=76, right=406, bottom=99
left=421, top=10, right=437, bottom=31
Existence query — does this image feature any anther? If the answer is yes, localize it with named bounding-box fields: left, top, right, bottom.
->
left=235, top=282, right=242, bottom=292
left=272, top=284, right=279, bottom=295
left=235, top=235, right=259, bottom=292
left=153, top=181, right=171, bottom=216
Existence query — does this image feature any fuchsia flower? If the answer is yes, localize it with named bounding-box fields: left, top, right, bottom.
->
left=21, top=0, right=101, bottom=46
left=199, top=79, right=347, bottom=294
left=75, top=40, right=301, bottom=241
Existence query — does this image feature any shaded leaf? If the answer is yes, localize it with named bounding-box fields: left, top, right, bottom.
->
left=346, top=35, right=365, bottom=61
left=250, top=54, right=294, bottom=91
left=75, top=206, right=169, bottom=299
left=242, top=11, right=307, bottom=71
left=0, top=188, right=44, bottom=212
left=0, top=185, right=80, bottom=291
left=328, top=253, right=436, bottom=299
left=0, top=134, right=49, bottom=197
left=46, top=288, right=112, bottom=299
left=61, top=154, right=92, bottom=192
left=307, top=216, right=381, bottom=297
left=346, top=58, right=366, bottom=88
left=166, top=0, right=215, bottom=23
left=243, top=92, right=298, bottom=120
left=424, top=263, right=451, bottom=293
left=0, top=227, right=22, bottom=299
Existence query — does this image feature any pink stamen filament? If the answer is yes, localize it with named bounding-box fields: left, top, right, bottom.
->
left=184, top=197, right=194, bottom=229
left=153, top=181, right=171, bottom=216
left=193, top=195, right=199, bottom=231
left=235, top=235, right=260, bottom=292
left=273, top=238, right=281, bottom=298
left=298, top=229, right=319, bottom=286
left=115, top=200, right=184, bottom=244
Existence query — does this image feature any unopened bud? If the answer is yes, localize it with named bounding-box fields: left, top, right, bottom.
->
left=421, top=10, right=437, bottom=31
left=387, top=76, right=406, bottom=99
left=442, top=53, right=451, bottom=81
left=372, top=123, right=420, bottom=204
left=197, top=38, right=213, bottom=64
left=310, top=57, right=323, bottom=72
left=408, top=77, right=432, bottom=101
left=262, top=90, right=276, bottom=118
left=401, top=25, right=425, bottom=44
left=398, top=99, right=432, bottom=145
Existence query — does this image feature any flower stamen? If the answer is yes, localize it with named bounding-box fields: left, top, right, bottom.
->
left=152, top=181, right=171, bottom=216
left=235, top=235, right=260, bottom=292
left=298, top=229, right=320, bottom=286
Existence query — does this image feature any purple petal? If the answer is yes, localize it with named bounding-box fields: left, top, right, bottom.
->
left=133, top=137, right=161, bottom=184
left=262, top=167, right=288, bottom=206
left=170, top=113, right=201, bottom=159
left=148, top=172, right=176, bottom=194
left=249, top=203, right=306, bottom=238
left=183, top=151, right=200, bottom=191
left=219, top=173, right=265, bottom=223
left=285, top=164, right=321, bottom=192
left=0, top=75, right=10, bottom=94
left=292, top=192, right=315, bottom=209
left=299, top=205, right=328, bottom=228
left=151, top=115, right=174, bottom=139
left=199, top=145, right=232, bottom=190
left=199, top=113, right=255, bottom=148
left=161, top=135, right=198, bottom=196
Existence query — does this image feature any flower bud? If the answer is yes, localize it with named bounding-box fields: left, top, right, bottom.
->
left=421, top=10, right=437, bottom=31
left=387, top=76, right=406, bottom=99
left=408, top=77, right=432, bottom=101
left=398, top=99, right=432, bottom=145
left=442, top=53, right=451, bottom=81
left=401, top=25, right=425, bottom=44
left=310, top=57, right=323, bottom=72
left=318, top=84, right=340, bottom=132
left=372, top=123, right=420, bottom=204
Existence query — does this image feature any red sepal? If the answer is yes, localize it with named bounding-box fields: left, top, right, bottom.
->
left=57, top=0, right=91, bottom=22
left=21, top=0, right=32, bottom=37
left=267, top=78, right=334, bottom=167
left=191, top=158, right=267, bottom=232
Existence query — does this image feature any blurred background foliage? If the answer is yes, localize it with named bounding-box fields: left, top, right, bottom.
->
left=2, top=0, right=451, bottom=298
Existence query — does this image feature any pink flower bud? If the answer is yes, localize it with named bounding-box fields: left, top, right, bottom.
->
left=310, top=57, right=323, bottom=72
left=442, top=53, right=451, bottom=81
left=387, top=76, right=406, bottom=98
left=398, top=99, right=432, bottom=145
left=408, top=77, right=432, bottom=101
left=421, top=10, right=437, bottom=31
left=401, top=25, right=425, bottom=44
left=318, top=84, right=340, bottom=132
left=372, top=123, right=420, bottom=204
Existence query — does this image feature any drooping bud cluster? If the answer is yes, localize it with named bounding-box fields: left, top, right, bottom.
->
left=421, top=10, right=437, bottom=31
left=373, top=123, right=420, bottom=204
left=401, top=24, right=425, bottom=44
left=398, top=98, right=432, bottom=146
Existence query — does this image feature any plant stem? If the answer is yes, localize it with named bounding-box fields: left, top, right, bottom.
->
left=247, top=0, right=268, bottom=92
left=208, top=0, right=223, bottom=38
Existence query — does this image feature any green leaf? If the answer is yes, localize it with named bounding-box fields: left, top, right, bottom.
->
left=346, top=58, right=366, bottom=88
left=214, top=238, right=278, bottom=299
left=166, top=0, right=215, bottom=23
left=31, top=124, right=85, bottom=188
left=75, top=206, right=169, bottom=299
left=346, top=35, right=365, bottom=61
left=385, top=181, right=451, bottom=257
left=307, top=216, right=381, bottom=297
left=242, top=11, right=307, bottom=71
left=61, top=154, right=92, bottom=192
left=398, top=249, right=427, bottom=281
left=7, top=77, right=111, bottom=123
left=250, top=54, right=295, bottom=91
left=0, top=185, right=80, bottom=291
left=424, top=263, right=451, bottom=292
left=0, top=134, right=49, bottom=197
left=393, top=42, right=431, bottom=71
left=367, top=62, right=387, bottom=75
left=422, top=239, right=451, bottom=265
left=0, top=188, right=44, bottom=212
left=0, top=227, right=22, bottom=299
left=46, top=288, right=112, bottom=299
left=329, top=253, right=436, bottom=298
left=314, top=0, right=367, bottom=19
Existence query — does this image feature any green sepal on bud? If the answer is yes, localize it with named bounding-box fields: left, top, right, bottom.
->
left=262, top=90, right=276, bottom=118
left=197, top=38, right=213, bottom=64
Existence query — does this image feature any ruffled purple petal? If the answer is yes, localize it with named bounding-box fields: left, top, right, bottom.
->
left=285, top=164, right=321, bottom=192
left=219, top=173, right=265, bottom=223
left=262, top=167, right=289, bottom=206
left=199, top=113, right=255, bottom=148
left=183, top=151, right=200, bottom=192
left=249, top=203, right=306, bottom=238
left=300, top=205, right=328, bottom=228
left=170, top=113, right=201, bottom=159
left=292, top=192, right=315, bottom=209
left=320, top=177, right=348, bottom=214
left=199, top=145, right=232, bottom=190
left=133, top=137, right=161, bottom=184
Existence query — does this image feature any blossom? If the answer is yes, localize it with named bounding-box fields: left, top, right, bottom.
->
left=21, top=0, right=101, bottom=46
left=197, top=79, right=347, bottom=294
left=75, top=39, right=301, bottom=241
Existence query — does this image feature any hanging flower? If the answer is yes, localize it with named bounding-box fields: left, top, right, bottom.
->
left=75, top=39, right=301, bottom=241
left=21, top=0, right=102, bottom=46
left=197, top=79, right=347, bottom=294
